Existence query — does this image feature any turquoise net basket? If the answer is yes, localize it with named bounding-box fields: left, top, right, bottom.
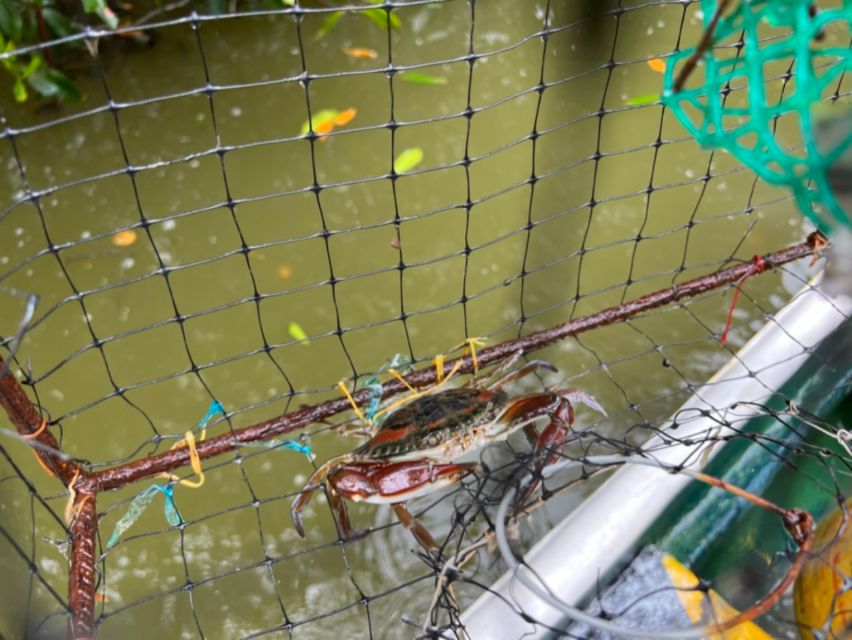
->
left=662, top=0, right=852, bottom=234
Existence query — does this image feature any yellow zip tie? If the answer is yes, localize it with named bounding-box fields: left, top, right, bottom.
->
left=177, top=431, right=205, bottom=488
left=433, top=354, right=445, bottom=382
left=22, top=418, right=48, bottom=440
left=463, top=337, right=486, bottom=373
left=374, top=359, right=464, bottom=422
left=64, top=468, right=81, bottom=524
left=338, top=379, right=368, bottom=424
left=387, top=368, right=417, bottom=393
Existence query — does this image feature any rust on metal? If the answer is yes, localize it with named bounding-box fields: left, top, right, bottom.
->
left=68, top=482, right=98, bottom=640
left=0, top=356, right=81, bottom=483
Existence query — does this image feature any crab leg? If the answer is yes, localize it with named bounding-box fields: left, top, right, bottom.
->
left=291, top=453, right=359, bottom=537
left=392, top=503, right=439, bottom=552
left=486, top=359, right=557, bottom=390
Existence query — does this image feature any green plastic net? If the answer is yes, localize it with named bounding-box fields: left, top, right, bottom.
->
left=663, top=0, right=852, bottom=234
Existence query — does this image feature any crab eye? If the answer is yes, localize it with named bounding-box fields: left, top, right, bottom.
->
left=426, top=434, right=440, bottom=447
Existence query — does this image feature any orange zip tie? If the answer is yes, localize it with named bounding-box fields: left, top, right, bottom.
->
left=162, top=431, right=205, bottom=488
left=33, top=450, right=57, bottom=478
left=720, top=255, right=766, bottom=345
left=22, top=418, right=48, bottom=440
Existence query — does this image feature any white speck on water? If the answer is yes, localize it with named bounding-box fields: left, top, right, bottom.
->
left=16, top=240, right=24, bottom=248
left=685, top=168, right=695, bottom=178
left=195, top=112, right=206, bottom=123
left=0, top=256, right=7, bottom=264
left=189, top=159, right=200, bottom=169
left=209, top=235, right=218, bottom=244
left=162, top=219, right=177, bottom=231
left=81, top=230, right=91, bottom=239
left=39, top=557, right=61, bottom=576
left=716, top=181, right=728, bottom=191
left=230, top=106, right=243, bottom=117
left=266, top=387, right=278, bottom=397
left=657, top=20, right=666, bottom=28
left=119, top=306, right=131, bottom=322
left=14, top=227, right=23, bottom=236
left=121, top=257, right=135, bottom=270
left=25, top=268, right=33, bottom=277
left=293, top=473, right=306, bottom=485
left=50, top=389, right=65, bottom=401
left=646, top=26, right=654, bottom=36
left=117, top=555, right=130, bottom=568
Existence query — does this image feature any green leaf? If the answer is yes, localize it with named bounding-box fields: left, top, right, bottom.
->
left=82, top=0, right=118, bottom=28
left=287, top=321, right=311, bottom=345
left=21, top=54, right=41, bottom=79
left=625, top=93, right=659, bottom=106
left=399, top=71, right=447, bottom=85
left=12, top=78, right=27, bottom=102
left=314, top=10, right=343, bottom=40
left=393, top=147, right=423, bottom=174
left=0, top=0, right=24, bottom=42
left=362, top=7, right=400, bottom=31
left=41, top=8, right=77, bottom=37
left=299, top=108, right=339, bottom=136
left=27, top=67, right=81, bottom=102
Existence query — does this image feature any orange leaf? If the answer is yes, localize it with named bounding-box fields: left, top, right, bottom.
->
left=333, top=107, right=357, bottom=126
left=646, top=58, right=666, bottom=74
left=111, top=230, right=138, bottom=247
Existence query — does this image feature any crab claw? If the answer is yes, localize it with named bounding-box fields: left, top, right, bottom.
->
left=291, top=483, right=322, bottom=538
left=558, top=389, right=606, bottom=417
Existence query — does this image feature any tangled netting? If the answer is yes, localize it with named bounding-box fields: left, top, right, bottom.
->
left=0, top=1, right=850, bottom=639
left=663, top=0, right=852, bottom=234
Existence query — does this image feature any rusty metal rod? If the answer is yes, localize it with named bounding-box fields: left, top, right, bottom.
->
left=68, top=484, right=98, bottom=640
left=92, top=234, right=822, bottom=492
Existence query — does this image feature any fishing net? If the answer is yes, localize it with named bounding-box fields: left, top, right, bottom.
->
left=0, top=1, right=849, bottom=639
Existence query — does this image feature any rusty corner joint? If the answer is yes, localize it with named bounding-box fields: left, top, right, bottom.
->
left=0, top=355, right=95, bottom=639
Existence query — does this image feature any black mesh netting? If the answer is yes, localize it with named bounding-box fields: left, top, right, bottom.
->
left=0, top=1, right=850, bottom=639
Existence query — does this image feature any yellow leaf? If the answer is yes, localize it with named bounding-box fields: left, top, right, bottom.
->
left=662, top=554, right=771, bottom=639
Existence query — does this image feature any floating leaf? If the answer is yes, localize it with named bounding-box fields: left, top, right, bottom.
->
left=394, top=148, right=424, bottom=174
left=106, top=485, right=160, bottom=549
left=299, top=108, right=356, bottom=139
left=625, top=93, right=660, bottom=106
left=646, top=58, right=666, bottom=74
left=333, top=107, right=357, bottom=127
left=344, top=47, right=378, bottom=60
left=400, top=72, right=447, bottom=85
left=300, top=109, right=339, bottom=136
left=362, top=7, right=401, bottom=30
left=111, top=229, right=138, bottom=247
left=288, top=321, right=310, bottom=345
left=315, top=10, right=343, bottom=40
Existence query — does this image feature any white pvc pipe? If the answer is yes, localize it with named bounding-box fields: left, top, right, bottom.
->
left=461, top=279, right=852, bottom=638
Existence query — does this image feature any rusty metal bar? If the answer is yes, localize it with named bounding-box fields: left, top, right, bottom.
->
left=92, top=234, right=822, bottom=491
left=68, top=482, right=98, bottom=640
